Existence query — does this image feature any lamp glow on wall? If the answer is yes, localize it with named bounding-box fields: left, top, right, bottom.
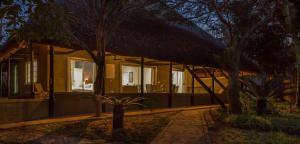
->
left=106, top=64, right=115, bottom=79
left=106, top=64, right=115, bottom=93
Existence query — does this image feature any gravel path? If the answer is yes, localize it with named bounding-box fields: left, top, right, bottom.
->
left=151, top=109, right=215, bottom=144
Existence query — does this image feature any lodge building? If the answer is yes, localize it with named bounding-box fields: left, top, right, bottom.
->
left=0, top=3, right=252, bottom=124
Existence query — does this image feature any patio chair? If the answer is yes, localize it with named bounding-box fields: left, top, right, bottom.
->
left=34, top=83, right=49, bottom=99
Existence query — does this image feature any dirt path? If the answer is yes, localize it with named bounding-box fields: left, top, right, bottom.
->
left=151, top=108, right=215, bottom=144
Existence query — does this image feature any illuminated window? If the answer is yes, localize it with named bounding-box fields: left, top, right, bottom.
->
left=121, top=65, right=154, bottom=93
left=25, top=60, right=37, bottom=85
left=70, top=59, right=95, bottom=91
left=13, top=65, right=18, bottom=94
left=121, top=65, right=153, bottom=86
left=172, top=70, right=184, bottom=93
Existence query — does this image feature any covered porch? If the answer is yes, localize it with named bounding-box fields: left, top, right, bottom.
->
left=0, top=44, right=232, bottom=120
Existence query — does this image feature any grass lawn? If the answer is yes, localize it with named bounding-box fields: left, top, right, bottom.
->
left=0, top=112, right=176, bottom=144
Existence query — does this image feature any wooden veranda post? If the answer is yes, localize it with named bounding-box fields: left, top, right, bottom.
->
left=7, top=57, right=11, bottom=97
left=204, top=68, right=227, bottom=90
left=49, top=45, right=54, bottom=117
left=0, top=63, right=2, bottom=97
left=191, top=66, right=195, bottom=106
left=102, top=56, right=106, bottom=113
left=140, top=57, right=144, bottom=109
left=168, top=62, right=173, bottom=108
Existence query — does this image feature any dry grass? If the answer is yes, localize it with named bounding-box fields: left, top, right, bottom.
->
left=0, top=112, right=176, bottom=144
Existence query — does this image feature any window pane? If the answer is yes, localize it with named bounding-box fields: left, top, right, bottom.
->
left=25, top=62, right=31, bottom=84
left=172, top=70, right=184, bottom=93
left=70, top=59, right=95, bottom=91
left=13, top=65, right=18, bottom=94
left=33, top=59, right=37, bottom=83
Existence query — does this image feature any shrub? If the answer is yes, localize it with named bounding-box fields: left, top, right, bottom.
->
left=240, top=92, right=256, bottom=114
left=212, top=108, right=229, bottom=121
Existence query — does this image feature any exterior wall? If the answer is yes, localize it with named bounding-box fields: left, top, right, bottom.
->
left=105, top=56, right=124, bottom=93
left=0, top=99, right=48, bottom=124
left=52, top=92, right=227, bottom=117
left=156, top=65, right=170, bottom=92
left=0, top=92, right=227, bottom=124
left=54, top=92, right=96, bottom=116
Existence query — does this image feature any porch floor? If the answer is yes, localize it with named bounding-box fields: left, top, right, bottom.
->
left=0, top=105, right=218, bottom=129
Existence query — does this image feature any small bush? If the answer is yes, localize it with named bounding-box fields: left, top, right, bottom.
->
left=212, top=108, right=229, bottom=120
left=240, top=92, right=256, bottom=114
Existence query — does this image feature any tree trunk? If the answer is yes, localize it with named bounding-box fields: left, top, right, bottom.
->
left=113, top=104, right=124, bottom=129
left=228, top=68, right=242, bottom=114
left=228, top=49, right=242, bottom=114
left=94, top=60, right=105, bottom=117
left=112, top=104, right=125, bottom=141
left=256, top=98, right=267, bottom=115
left=94, top=69, right=102, bottom=117
left=94, top=28, right=106, bottom=117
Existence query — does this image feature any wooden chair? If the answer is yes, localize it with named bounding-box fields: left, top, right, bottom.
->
left=34, top=83, right=49, bottom=99
left=146, top=84, right=152, bottom=93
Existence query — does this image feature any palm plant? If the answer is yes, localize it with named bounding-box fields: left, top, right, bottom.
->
left=240, top=74, right=283, bottom=115
left=102, top=96, right=145, bottom=139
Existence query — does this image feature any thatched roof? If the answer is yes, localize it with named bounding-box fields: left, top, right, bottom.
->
left=0, top=2, right=243, bottom=69
left=108, top=6, right=225, bottom=67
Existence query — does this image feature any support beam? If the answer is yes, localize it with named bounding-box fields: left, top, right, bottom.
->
left=49, top=46, right=54, bottom=117
left=185, top=65, right=226, bottom=110
left=168, top=62, right=173, bottom=108
left=203, top=68, right=227, bottom=90
left=220, top=69, right=229, bottom=79
left=191, top=66, right=195, bottom=106
left=102, top=56, right=106, bottom=113
left=211, top=69, right=215, bottom=104
left=140, top=57, right=144, bottom=109
left=0, top=63, right=2, bottom=97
